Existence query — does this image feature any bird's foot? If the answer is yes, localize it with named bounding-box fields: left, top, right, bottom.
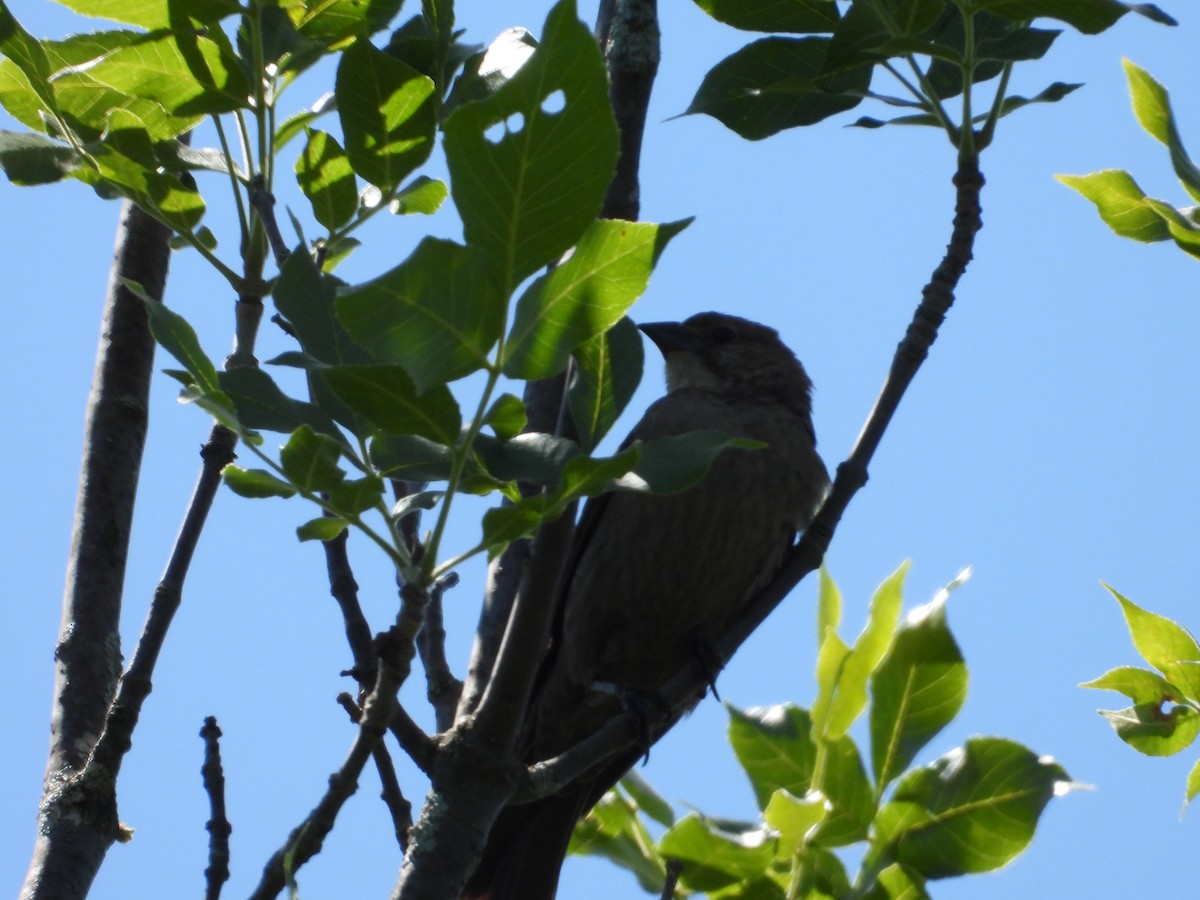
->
left=691, top=637, right=724, bottom=702
left=594, top=681, right=671, bottom=764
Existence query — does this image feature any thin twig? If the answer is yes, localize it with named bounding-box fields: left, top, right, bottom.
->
left=248, top=175, right=291, bottom=267
left=91, top=425, right=239, bottom=776
left=336, top=694, right=413, bottom=850
left=249, top=620, right=416, bottom=900
left=660, top=859, right=684, bottom=900
left=200, top=717, right=232, bottom=900
left=323, top=527, right=377, bottom=688
left=389, top=704, right=438, bottom=776
left=417, top=573, right=464, bottom=732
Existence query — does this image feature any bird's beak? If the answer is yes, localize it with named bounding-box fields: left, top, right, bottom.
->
left=638, top=321, right=695, bottom=355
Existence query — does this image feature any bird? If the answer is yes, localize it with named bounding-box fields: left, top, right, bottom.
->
left=464, top=311, right=831, bottom=900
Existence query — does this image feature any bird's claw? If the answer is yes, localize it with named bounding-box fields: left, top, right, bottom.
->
left=595, top=681, right=671, bottom=764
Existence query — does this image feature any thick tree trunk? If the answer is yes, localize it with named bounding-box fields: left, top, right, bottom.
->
left=22, top=200, right=172, bottom=900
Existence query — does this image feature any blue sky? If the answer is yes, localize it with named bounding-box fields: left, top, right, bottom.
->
left=3, top=2, right=1199, bottom=898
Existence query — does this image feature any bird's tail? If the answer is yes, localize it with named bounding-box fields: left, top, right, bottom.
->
left=463, top=788, right=589, bottom=900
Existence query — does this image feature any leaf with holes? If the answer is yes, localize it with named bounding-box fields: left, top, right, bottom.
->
left=443, top=0, right=618, bottom=292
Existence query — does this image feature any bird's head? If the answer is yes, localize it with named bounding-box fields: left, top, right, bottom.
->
left=638, top=312, right=814, bottom=414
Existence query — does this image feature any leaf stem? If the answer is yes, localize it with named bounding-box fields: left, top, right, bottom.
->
left=422, top=364, right=503, bottom=579
left=958, top=4, right=977, bottom=157
left=213, top=114, right=250, bottom=241
left=977, top=60, right=1014, bottom=151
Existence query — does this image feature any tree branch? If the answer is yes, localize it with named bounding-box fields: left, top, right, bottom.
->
left=596, top=0, right=659, bottom=221
left=391, top=4, right=665, bottom=896
left=201, top=717, right=232, bottom=900
left=21, top=199, right=172, bottom=900
left=249, top=614, right=420, bottom=900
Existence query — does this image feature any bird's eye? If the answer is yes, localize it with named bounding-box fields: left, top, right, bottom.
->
left=712, top=325, right=736, bottom=343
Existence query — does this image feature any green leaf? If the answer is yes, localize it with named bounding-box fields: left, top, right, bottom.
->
left=297, top=515, right=350, bottom=542
left=392, top=489, right=442, bottom=520
left=274, top=249, right=370, bottom=366
left=1123, top=59, right=1200, bottom=204
left=867, top=863, right=930, bottom=900
left=972, top=0, right=1175, bottom=34
left=336, top=237, right=504, bottom=391
left=812, top=734, right=875, bottom=846
left=322, top=364, right=462, bottom=443
left=763, top=789, right=827, bottom=853
left=817, top=566, right=842, bottom=650
left=616, top=430, right=762, bottom=495
left=802, top=847, right=852, bottom=898
left=275, top=91, right=336, bottom=151
left=0, top=2, right=60, bottom=120
left=1056, top=170, right=1171, bottom=243
left=296, top=128, right=358, bottom=230
left=572, top=788, right=669, bottom=895
left=1099, top=703, right=1200, bottom=756
left=473, top=432, right=580, bottom=486
left=440, top=25, right=536, bottom=116
left=442, top=0, right=619, bottom=292
left=336, top=38, right=436, bottom=191
left=370, top=434, right=454, bottom=481
left=989, top=81, right=1082, bottom=120
left=1141, top=197, right=1200, bottom=261
left=224, top=466, right=298, bottom=499
left=921, top=12, right=1059, bottom=101
left=568, top=316, right=644, bottom=452
left=51, top=0, right=239, bottom=29
left=1107, top=584, right=1200, bottom=700
left=503, top=218, right=691, bottom=380
left=10, top=27, right=249, bottom=140
left=870, top=580, right=968, bottom=791
left=1184, top=758, right=1200, bottom=817
left=690, top=0, right=840, bottom=33
left=484, top=393, right=527, bottom=441
left=288, top=0, right=404, bottom=43
left=321, top=235, right=361, bottom=271
left=329, top=474, right=385, bottom=516
left=686, top=37, right=872, bottom=141
left=556, top=449, right=640, bottom=505
left=0, top=130, right=81, bottom=184
left=821, top=561, right=909, bottom=740
left=659, top=815, right=777, bottom=891
left=91, top=109, right=206, bottom=232
left=390, top=174, right=448, bottom=214
left=876, top=737, right=1070, bottom=878
left=133, top=286, right=219, bottom=392
left=728, top=704, right=816, bottom=810
left=620, top=771, right=675, bottom=828
left=280, top=425, right=345, bottom=492
left=480, top=496, right=550, bottom=556
left=1080, top=665, right=1186, bottom=704
left=218, top=366, right=344, bottom=439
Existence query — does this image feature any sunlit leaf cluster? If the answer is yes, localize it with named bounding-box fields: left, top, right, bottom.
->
left=686, top=0, right=1174, bottom=150
left=577, top=566, right=1073, bottom=898
left=1083, top=585, right=1200, bottom=813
